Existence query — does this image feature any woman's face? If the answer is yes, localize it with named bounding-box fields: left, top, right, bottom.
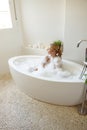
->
left=47, top=44, right=63, bottom=57
left=47, top=48, right=56, bottom=57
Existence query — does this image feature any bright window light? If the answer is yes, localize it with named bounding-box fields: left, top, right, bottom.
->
left=0, top=0, right=12, bottom=29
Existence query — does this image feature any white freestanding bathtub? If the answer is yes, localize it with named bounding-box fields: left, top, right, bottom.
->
left=8, top=55, right=84, bottom=106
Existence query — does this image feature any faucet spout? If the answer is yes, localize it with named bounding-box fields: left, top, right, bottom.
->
left=77, top=40, right=87, bottom=62
left=77, top=40, right=87, bottom=47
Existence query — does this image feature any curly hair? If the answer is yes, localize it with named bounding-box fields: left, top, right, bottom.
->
left=48, top=43, right=63, bottom=57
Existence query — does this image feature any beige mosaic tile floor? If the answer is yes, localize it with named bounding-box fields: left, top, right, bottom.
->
left=0, top=74, right=87, bottom=130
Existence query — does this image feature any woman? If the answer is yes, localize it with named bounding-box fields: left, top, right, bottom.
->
left=41, top=40, right=63, bottom=69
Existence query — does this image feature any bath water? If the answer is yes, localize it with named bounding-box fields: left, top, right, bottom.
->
left=14, top=57, right=81, bottom=81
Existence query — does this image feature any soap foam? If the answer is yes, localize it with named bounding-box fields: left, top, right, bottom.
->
left=14, top=58, right=80, bottom=81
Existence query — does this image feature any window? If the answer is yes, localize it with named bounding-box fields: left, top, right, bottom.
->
left=0, top=0, right=12, bottom=29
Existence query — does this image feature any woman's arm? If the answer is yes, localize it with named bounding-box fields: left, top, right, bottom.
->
left=42, top=56, right=51, bottom=68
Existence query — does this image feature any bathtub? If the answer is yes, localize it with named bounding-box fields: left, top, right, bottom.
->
left=8, top=55, right=84, bottom=106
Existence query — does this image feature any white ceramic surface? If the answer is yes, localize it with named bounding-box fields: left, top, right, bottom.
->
left=8, top=55, right=84, bottom=106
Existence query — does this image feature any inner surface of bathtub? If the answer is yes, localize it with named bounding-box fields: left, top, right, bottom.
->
left=12, top=56, right=83, bottom=82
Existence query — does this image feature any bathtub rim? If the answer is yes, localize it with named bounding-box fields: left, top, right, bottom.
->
left=8, top=55, right=84, bottom=83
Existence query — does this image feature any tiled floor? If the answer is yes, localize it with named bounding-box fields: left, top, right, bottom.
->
left=0, top=74, right=87, bottom=130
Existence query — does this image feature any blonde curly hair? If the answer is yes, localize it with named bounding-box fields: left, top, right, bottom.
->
left=47, top=41, right=63, bottom=57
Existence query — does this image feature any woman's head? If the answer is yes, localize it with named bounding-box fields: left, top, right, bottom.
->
left=47, top=41, right=63, bottom=57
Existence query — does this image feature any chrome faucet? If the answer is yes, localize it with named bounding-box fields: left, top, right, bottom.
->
left=78, top=81, right=87, bottom=115
left=77, top=40, right=87, bottom=47
left=77, top=40, right=87, bottom=115
left=77, top=40, right=87, bottom=62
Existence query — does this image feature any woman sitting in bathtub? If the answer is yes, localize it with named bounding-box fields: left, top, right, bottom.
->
left=29, top=40, right=63, bottom=72
left=41, top=41, right=63, bottom=70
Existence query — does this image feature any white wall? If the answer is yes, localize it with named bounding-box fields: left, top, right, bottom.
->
left=0, top=28, right=22, bottom=75
left=20, top=0, right=65, bottom=45
left=64, top=0, right=87, bottom=63
left=20, top=0, right=87, bottom=63
left=0, top=0, right=23, bottom=75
